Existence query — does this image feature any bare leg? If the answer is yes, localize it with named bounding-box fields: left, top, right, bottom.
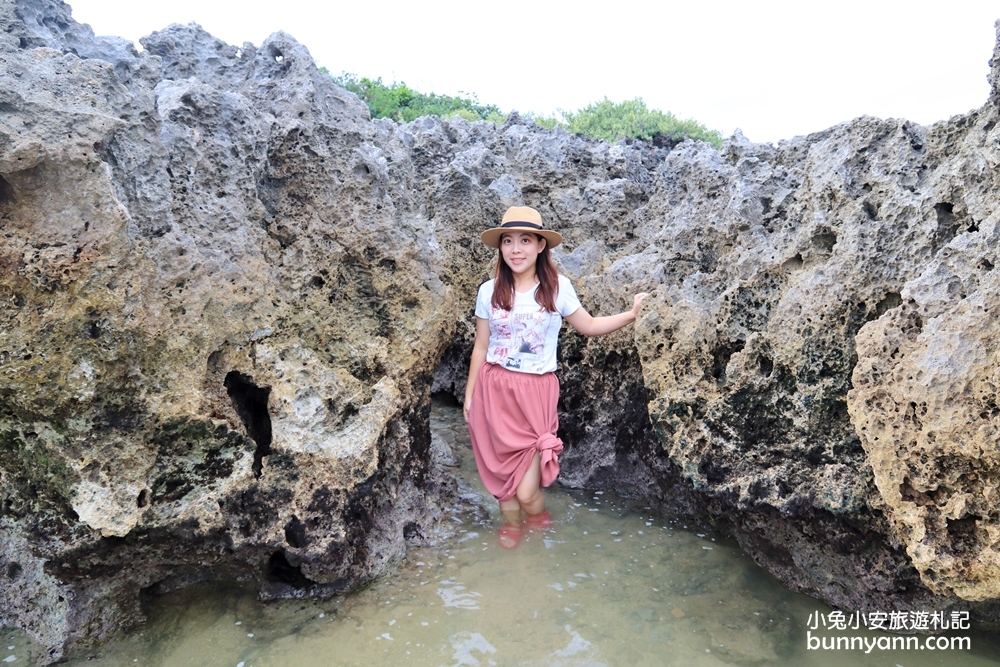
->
left=515, top=452, right=546, bottom=516
left=496, top=497, right=523, bottom=549
left=498, top=498, right=522, bottom=525
left=496, top=453, right=548, bottom=548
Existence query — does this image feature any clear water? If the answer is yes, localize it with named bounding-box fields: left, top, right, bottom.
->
left=5, top=404, right=998, bottom=666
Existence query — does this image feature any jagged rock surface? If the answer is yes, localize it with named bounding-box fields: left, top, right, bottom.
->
left=1, top=0, right=461, bottom=661
left=3, top=0, right=1000, bottom=660
left=848, top=28, right=1000, bottom=599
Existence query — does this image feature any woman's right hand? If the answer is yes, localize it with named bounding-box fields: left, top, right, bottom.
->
left=631, top=292, right=649, bottom=317
left=463, top=395, right=472, bottom=423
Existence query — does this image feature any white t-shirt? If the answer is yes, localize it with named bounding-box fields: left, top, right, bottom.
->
left=475, top=275, right=582, bottom=374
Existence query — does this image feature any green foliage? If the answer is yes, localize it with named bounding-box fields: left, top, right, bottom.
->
left=323, top=70, right=723, bottom=148
left=328, top=72, right=502, bottom=123
left=525, top=113, right=561, bottom=130
left=484, top=110, right=508, bottom=126
left=561, top=97, right=722, bottom=148
left=483, top=112, right=561, bottom=130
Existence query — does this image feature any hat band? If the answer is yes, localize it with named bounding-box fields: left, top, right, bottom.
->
left=501, top=221, right=542, bottom=230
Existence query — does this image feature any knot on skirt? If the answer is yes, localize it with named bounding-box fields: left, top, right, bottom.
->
left=537, top=433, right=564, bottom=488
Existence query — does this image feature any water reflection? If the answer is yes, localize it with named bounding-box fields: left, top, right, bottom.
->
left=45, top=404, right=1000, bottom=667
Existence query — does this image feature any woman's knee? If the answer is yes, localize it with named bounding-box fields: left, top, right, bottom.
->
left=515, top=484, right=541, bottom=507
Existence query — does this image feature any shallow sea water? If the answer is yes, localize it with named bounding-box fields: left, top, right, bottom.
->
left=9, top=403, right=995, bottom=666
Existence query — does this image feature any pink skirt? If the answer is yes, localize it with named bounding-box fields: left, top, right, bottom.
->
left=467, top=363, right=563, bottom=501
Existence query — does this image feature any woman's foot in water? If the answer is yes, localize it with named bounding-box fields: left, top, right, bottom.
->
left=524, top=510, right=552, bottom=530
left=497, top=523, right=522, bottom=549
left=496, top=502, right=524, bottom=549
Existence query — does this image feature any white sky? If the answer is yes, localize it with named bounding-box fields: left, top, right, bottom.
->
left=67, top=0, right=998, bottom=144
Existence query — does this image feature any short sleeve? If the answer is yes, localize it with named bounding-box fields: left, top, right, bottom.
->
left=556, top=275, right=582, bottom=317
left=475, top=280, right=493, bottom=319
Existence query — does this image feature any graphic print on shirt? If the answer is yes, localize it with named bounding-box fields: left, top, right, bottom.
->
left=490, top=305, right=549, bottom=373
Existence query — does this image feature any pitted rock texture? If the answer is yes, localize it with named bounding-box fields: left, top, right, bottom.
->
left=848, top=150, right=1000, bottom=599
left=1, top=0, right=459, bottom=661
left=4, top=0, right=1000, bottom=660
left=844, top=35, right=1000, bottom=602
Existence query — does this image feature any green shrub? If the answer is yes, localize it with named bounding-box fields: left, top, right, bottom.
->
left=484, top=110, right=509, bottom=126
left=562, top=97, right=722, bottom=148
left=328, top=71, right=502, bottom=123
left=323, top=70, right=723, bottom=148
left=525, top=113, right=561, bottom=130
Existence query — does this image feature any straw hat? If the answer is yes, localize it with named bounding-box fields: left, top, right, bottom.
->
left=480, top=206, right=564, bottom=249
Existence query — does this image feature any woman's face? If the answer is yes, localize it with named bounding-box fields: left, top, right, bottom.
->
left=500, top=231, right=546, bottom=277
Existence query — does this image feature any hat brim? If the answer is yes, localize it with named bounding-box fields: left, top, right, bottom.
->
left=481, top=226, right=563, bottom=249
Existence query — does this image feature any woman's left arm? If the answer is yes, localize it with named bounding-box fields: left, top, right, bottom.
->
left=564, top=293, right=649, bottom=337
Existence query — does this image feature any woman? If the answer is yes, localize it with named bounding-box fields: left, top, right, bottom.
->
left=464, top=205, right=647, bottom=549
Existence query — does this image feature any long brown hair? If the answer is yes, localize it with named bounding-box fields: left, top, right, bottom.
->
left=491, top=234, right=559, bottom=312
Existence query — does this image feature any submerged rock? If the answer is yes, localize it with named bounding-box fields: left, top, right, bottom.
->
left=2, top=0, right=1000, bottom=660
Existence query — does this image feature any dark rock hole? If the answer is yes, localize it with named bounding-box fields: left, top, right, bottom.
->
left=7, top=562, right=22, bottom=579
left=698, top=457, right=730, bottom=485
left=900, top=477, right=930, bottom=505
left=875, top=292, right=902, bottom=318
left=711, top=340, right=746, bottom=384
left=404, top=521, right=424, bottom=541
left=430, top=390, right=460, bottom=407
left=267, top=551, right=314, bottom=589
left=946, top=515, right=980, bottom=550
left=284, top=515, right=307, bottom=548
left=811, top=229, right=837, bottom=254
left=224, top=371, right=273, bottom=478
left=782, top=254, right=803, bottom=271
left=862, top=199, right=879, bottom=221
left=0, top=175, right=14, bottom=206
left=136, top=488, right=150, bottom=508
left=758, top=355, right=774, bottom=377
left=933, top=201, right=974, bottom=247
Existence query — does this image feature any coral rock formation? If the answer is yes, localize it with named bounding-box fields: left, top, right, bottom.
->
left=848, top=47, right=1000, bottom=599
left=2, top=0, right=457, bottom=661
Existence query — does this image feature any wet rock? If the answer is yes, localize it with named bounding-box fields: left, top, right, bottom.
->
left=1, top=0, right=454, bottom=660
